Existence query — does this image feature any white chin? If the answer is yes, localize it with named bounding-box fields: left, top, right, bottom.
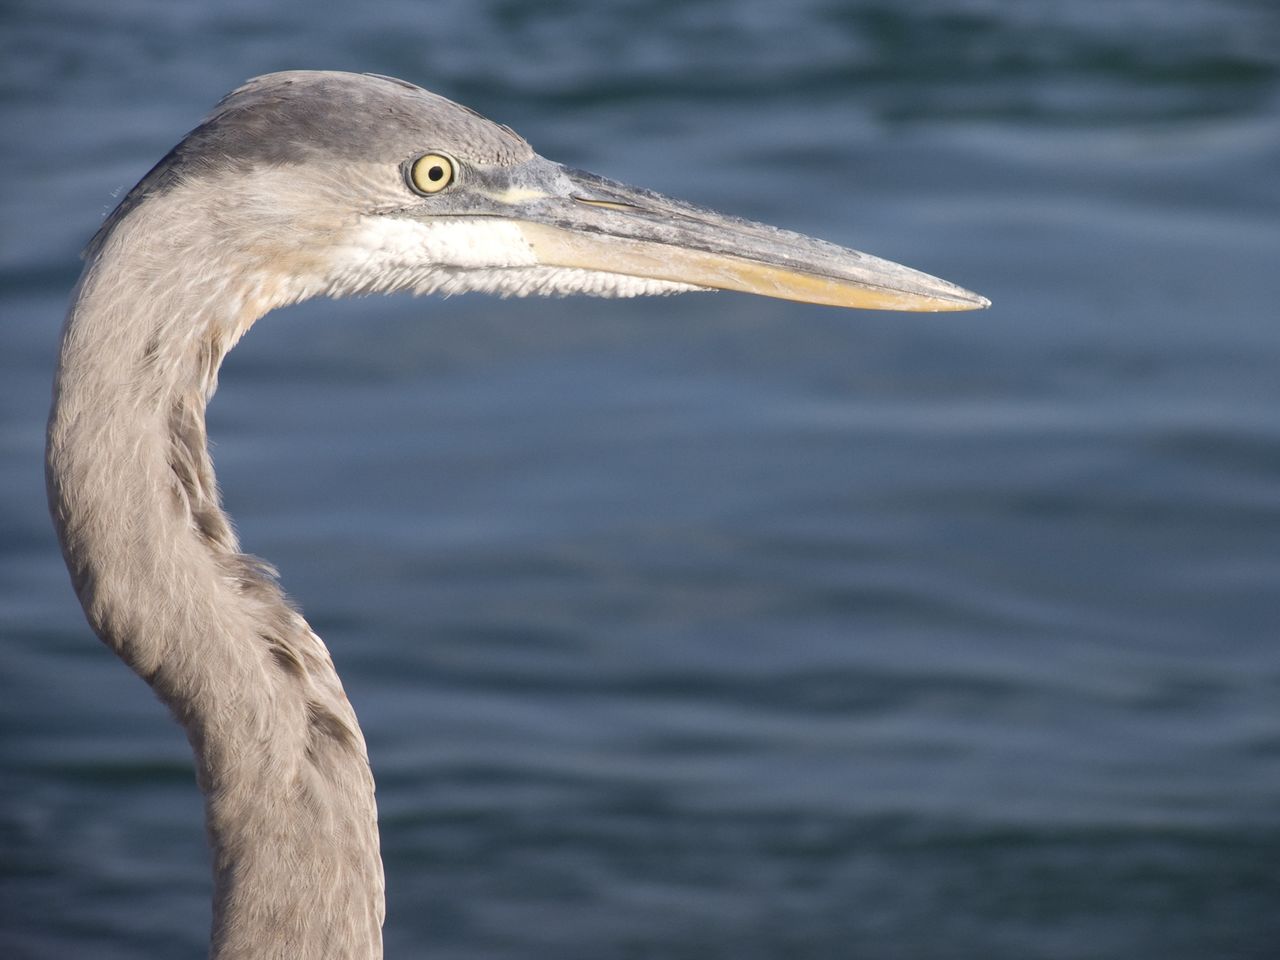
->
left=412, top=266, right=706, bottom=299
left=327, top=216, right=707, bottom=300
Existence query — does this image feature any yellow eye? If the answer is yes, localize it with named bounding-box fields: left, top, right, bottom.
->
left=408, top=153, right=455, bottom=195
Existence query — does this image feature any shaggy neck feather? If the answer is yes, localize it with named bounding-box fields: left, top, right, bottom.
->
left=47, top=200, right=384, bottom=960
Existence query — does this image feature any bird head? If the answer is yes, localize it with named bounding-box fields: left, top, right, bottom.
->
left=94, top=70, right=988, bottom=315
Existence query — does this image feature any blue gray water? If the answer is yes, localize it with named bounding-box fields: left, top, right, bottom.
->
left=3, top=1, right=1279, bottom=957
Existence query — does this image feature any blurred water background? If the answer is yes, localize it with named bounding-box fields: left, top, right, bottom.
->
left=3, top=1, right=1279, bottom=957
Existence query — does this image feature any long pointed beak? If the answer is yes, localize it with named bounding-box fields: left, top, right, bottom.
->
left=514, top=167, right=989, bottom=312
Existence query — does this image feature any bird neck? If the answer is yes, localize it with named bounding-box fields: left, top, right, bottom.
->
left=47, top=203, right=384, bottom=959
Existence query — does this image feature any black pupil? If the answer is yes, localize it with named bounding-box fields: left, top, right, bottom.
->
left=427, top=164, right=444, bottom=182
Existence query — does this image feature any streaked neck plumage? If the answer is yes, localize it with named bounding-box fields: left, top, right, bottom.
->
left=46, top=191, right=385, bottom=960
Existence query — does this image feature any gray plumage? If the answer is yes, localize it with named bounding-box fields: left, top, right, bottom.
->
left=48, top=71, right=986, bottom=960
left=89, top=72, right=533, bottom=259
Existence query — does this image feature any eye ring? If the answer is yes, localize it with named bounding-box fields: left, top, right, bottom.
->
left=406, top=152, right=456, bottom=195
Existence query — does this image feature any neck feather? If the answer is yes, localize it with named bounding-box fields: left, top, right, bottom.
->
left=47, top=201, right=384, bottom=959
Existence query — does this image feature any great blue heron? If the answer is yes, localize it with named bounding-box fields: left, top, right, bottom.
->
left=47, top=70, right=987, bottom=959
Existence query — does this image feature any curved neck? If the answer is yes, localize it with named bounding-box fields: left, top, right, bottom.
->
left=47, top=204, right=384, bottom=959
